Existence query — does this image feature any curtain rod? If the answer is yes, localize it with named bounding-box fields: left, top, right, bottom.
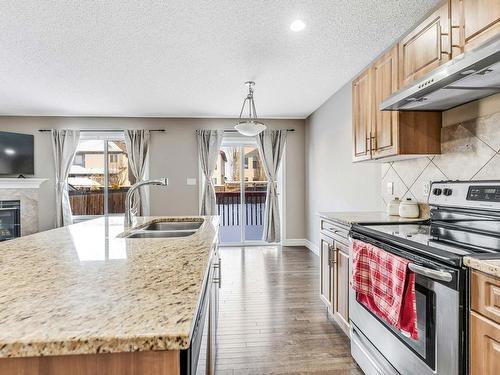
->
left=223, top=128, right=295, bottom=133
left=38, top=129, right=165, bottom=133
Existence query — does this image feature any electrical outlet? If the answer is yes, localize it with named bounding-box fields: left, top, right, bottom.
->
left=186, top=178, right=197, bottom=186
left=387, top=182, right=394, bottom=195
left=423, top=182, right=430, bottom=196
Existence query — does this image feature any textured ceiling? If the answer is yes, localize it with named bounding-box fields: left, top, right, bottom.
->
left=0, top=0, right=441, bottom=118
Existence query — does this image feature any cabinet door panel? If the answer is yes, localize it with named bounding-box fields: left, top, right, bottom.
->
left=470, top=312, right=500, bottom=375
left=372, top=47, right=399, bottom=158
left=320, top=235, right=333, bottom=309
left=452, top=0, right=500, bottom=56
left=208, top=254, right=220, bottom=375
left=333, top=241, right=350, bottom=336
left=399, top=1, right=451, bottom=86
left=352, top=69, right=372, bottom=161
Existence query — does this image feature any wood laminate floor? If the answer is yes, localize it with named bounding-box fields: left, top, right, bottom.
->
left=215, top=246, right=362, bottom=375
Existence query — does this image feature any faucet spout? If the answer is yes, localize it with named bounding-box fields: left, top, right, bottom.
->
left=124, top=178, right=168, bottom=228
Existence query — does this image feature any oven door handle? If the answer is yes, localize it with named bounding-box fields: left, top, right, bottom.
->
left=408, top=263, right=453, bottom=282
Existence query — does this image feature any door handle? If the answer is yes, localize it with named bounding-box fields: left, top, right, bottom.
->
left=408, top=263, right=452, bottom=282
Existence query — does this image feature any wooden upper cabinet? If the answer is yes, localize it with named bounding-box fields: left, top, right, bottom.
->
left=451, top=0, right=500, bottom=57
left=352, top=46, right=442, bottom=162
left=371, top=46, right=399, bottom=159
left=399, top=0, right=451, bottom=86
left=352, top=68, right=372, bottom=162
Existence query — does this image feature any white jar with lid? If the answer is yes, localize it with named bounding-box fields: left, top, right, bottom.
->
left=399, top=197, right=420, bottom=218
left=387, top=197, right=401, bottom=216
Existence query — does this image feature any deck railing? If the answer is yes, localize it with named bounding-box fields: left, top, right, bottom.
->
left=69, top=188, right=129, bottom=215
left=216, top=191, right=266, bottom=226
left=69, top=188, right=267, bottom=225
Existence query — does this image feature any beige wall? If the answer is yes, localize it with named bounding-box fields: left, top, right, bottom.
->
left=305, top=82, right=383, bottom=250
left=0, top=117, right=306, bottom=240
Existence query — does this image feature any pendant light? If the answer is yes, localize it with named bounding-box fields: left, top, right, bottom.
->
left=234, top=81, right=267, bottom=136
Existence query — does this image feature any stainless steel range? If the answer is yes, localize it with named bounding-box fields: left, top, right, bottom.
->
left=349, top=180, right=500, bottom=375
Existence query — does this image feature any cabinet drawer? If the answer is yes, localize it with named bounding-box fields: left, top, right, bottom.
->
left=471, top=270, right=500, bottom=325
left=470, top=311, right=500, bottom=375
left=320, top=220, right=349, bottom=242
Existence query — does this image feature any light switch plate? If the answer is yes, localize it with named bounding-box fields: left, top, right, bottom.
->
left=387, top=182, right=394, bottom=195
left=423, top=182, right=430, bottom=196
left=187, top=178, right=197, bottom=186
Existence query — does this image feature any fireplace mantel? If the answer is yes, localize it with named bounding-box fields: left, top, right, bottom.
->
left=0, top=178, right=48, bottom=189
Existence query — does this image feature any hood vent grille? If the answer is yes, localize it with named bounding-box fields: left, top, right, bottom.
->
left=380, top=35, right=500, bottom=111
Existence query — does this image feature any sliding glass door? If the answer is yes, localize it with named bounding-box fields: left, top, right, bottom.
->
left=211, top=137, right=269, bottom=244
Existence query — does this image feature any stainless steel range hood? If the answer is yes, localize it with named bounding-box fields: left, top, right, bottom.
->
left=380, top=34, right=500, bottom=111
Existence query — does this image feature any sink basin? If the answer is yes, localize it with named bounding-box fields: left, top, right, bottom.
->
left=143, top=221, right=203, bottom=231
left=120, top=218, right=204, bottom=239
left=125, top=230, right=196, bottom=239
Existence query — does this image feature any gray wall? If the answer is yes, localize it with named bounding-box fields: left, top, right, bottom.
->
left=0, top=117, right=306, bottom=240
left=305, top=82, right=382, bottom=249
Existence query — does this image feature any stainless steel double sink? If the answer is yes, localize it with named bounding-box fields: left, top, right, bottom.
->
left=123, top=220, right=203, bottom=239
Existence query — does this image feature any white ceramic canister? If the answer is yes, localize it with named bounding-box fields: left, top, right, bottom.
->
left=399, top=197, right=420, bottom=218
left=387, top=197, right=401, bottom=216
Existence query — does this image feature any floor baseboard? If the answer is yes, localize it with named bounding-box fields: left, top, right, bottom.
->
left=283, top=239, right=319, bottom=256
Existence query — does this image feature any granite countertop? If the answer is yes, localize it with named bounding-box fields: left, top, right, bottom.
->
left=464, top=256, right=500, bottom=278
left=0, top=216, right=219, bottom=358
left=318, top=211, right=428, bottom=226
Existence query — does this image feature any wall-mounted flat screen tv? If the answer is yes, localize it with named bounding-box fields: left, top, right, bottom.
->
left=0, top=131, right=35, bottom=175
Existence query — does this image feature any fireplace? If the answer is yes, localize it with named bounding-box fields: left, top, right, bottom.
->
left=0, top=200, right=21, bottom=241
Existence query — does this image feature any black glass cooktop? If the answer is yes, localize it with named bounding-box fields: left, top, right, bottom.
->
left=352, top=220, right=500, bottom=267
left=362, top=224, right=474, bottom=256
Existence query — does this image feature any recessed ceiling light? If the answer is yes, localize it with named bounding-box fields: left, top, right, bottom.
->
left=290, top=20, right=306, bottom=32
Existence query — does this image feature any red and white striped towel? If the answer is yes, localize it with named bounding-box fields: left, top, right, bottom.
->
left=351, top=239, right=418, bottom=340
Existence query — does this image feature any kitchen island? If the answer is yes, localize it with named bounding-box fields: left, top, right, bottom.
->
left=0, top=216, right=219, bottom=375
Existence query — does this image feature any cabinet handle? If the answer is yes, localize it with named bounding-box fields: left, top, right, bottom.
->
left=450, top=24, right=463, bottom=53
left=439, top=26, right=451, bottom=57
left=370, top=134, right=376, bottom=150
left=327, top=227, right=339, bottom=234
left=328, top=245, right=337, bottom=265
left=213, top=260, right=221, bottom=288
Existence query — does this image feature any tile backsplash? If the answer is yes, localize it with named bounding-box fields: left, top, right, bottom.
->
left=381, top=110, right=500, bottom=214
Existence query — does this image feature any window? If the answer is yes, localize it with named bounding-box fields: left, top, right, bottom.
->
left=253, top=159, right=258, bottom=169
left=68, top=132, right=133, bottom=218
left=244, top=157, right=249, bottom=169
left=73, top=154, right=84, bottom=167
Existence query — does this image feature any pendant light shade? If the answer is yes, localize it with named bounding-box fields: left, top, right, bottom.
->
left=235, top=120, right=267, bottom=136
left=234, top=81, right=267, bottom=136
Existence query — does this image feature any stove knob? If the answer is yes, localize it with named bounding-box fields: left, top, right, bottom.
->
left=443, top=188, right=453, bottom=196
left=432, top=188, right=442, bottom=196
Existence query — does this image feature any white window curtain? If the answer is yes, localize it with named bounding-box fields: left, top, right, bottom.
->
left=197, top=130, right=223, bottom=215
left=124, top=129, right=150, bottom=216
left=256, top=130, right=287, bottom=243
left=51, top=129, right=80, bottom=227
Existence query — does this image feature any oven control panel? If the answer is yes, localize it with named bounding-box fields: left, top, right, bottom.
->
left=467, top=186, right=500, bottom=202
left=428, top=181, right=500, bottom=210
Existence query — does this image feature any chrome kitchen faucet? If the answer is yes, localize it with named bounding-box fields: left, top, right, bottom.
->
left=124, top=178, right=168, bottom=228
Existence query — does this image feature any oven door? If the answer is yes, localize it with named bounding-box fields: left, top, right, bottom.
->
left=349, top=236, right=462, bottom=375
